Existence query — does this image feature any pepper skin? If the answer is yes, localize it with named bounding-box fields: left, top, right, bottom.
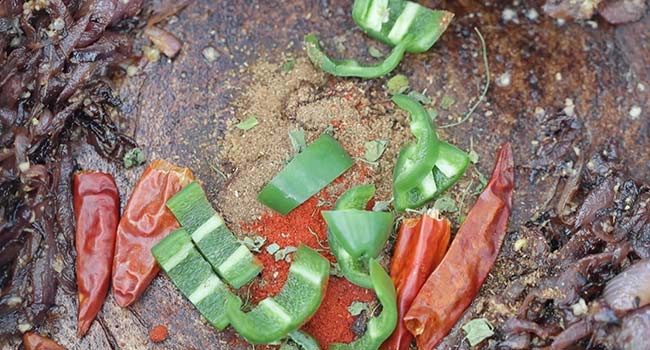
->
left=324, top=184, right=393, bottom=288
left=404, top=143, right=514, bottom=349
left=382, top=210, right=451, bottom=350
left=225, top=244, right=330, bottom=344
left=305, top=33, right=411, bottom=79
left=392, top=94, right=470, bottom=211
left=112, top=160, right=193, bottom=307
left=22, top=332, right=65, bottom=350
left=73, top=171, right=120, bottom=337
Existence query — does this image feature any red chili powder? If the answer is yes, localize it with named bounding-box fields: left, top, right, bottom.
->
left=149, top=325, right=168, bottom=343
left=240, top=169, right=374, bottom=349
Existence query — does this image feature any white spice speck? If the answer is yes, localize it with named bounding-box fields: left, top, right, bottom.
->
left=502, top=8, right=518, bottom=23
left=629, top=105, right=642, bottom=119
left=514, top=238, right=528, bottom=251
left=18, top=162, right=30, bottom=172
left=126, top=65, right=138, bottom=77
left=7, top=296, right=22, bottom=307
left=556, top=18, right=566, bottom=26
left=202, top=46, right=219, bottom=62
left=17, top=322, right=32, bottom=333
left=586, top=20, right=598, bottom=29
left=571, top=298, right=588, bottom=316
left=555, top=72, right=562, bottom=81
left=496, top=72, right=512, bottom=87
left=525, top=8, right=539, bottom=21
left=564, top=98, right=575, bottom=117
left=638, top=83, right=646, bottom=92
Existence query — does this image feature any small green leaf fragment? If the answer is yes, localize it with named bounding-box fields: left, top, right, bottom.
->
left=469, top=150, right=479, bottom=164
left=440, top=95, right=456, bottom=110
left=282, top=59, right=296, bottom=72
left=386, top=74, right=409, bottom=95
left=372, top=199, right=392, bottom=212
left=462, top=318, right=494, bottom=346
left=279, top=342, right=299, bottom=350
left=468, top=138, right=479, bottom=164
left=274, top=246, right=298, bottom=262
left=330, top=262, right=344, bottom=277
left=407, top=90, right=432, bottom=104
left=348, top=301, right=370, bottom=316
left=364, top=140, right=388, bottom=162
left=368, top=45, right=384, bottom=58
left=323, top=124, right=335, bottom=136
left=123, top=147, right=146, bottom=169
left=241, top=235, right=266, bottom=253
left=427, top=108, right=439, bottom=120
left=433, top=196, right=458, bottom=213
left=289, top=128, right=307, bottom=155
left=475, top=168, right=488, bottom=188
left=265, top=242, right=280, bottom=255
left=236, top=116, right=259, bottom=130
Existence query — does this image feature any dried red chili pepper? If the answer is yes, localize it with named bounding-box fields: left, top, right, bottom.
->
left=382, top=210, right=451, bottom=350
left=22, top=332, right=65, bottom=350
left=73, top=171, right=120, bottom=336
left=404, top=143, right=514, bottom=349
left=112, top=160, right=194, bottom=307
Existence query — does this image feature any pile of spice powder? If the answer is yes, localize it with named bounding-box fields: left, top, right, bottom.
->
left=218, top=58, right=415, bottom=348
left=240, top=181, right=374, bottom=349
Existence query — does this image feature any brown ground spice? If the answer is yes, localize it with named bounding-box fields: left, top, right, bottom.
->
left=216, top=58, right=412, bottom=348
left=217, top=58, right=411, bottom=226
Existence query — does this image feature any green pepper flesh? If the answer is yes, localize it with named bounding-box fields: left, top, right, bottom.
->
left=258, top=134, right=353, bottom=215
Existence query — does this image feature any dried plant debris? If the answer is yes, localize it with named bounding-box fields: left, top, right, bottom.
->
left=543, top=0, right=647, bottom=24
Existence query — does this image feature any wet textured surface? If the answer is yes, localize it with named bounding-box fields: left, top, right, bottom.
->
left=21, top=0, right=650, bottom=349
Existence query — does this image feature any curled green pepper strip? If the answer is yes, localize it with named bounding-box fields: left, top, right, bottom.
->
left=306, top=0, right=452, bottom=78
left=392, top=94, right=470, bottom=211
left=330, top=258, right=398, bottom=350
left=392, top=94, right=439, bottom=192
left=304, top=33, right=410, bottom=79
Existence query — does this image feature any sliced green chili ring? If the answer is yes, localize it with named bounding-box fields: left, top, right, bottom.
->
left=305, top=33, right=410, bottom=79
left=226, top=245, right=329, bottom=344
left=288, top=330, right=321, bottom=350
left=167, top=182, right=262, bottom=288
left=258, top=134, right=353, bottom=215
left=330, top=258, right=398, bottom=350
left=392, top=94, right=439, bottom=192
left=152, top=229, right=239, bottom=330
left=352, top=0, right=453, bottom=53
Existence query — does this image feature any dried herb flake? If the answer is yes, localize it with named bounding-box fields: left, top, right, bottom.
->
left=462, top=318, right=494, bottom=346
left=433, top=196, right=458, bottom=213
left=386, top=74, right=409, bottom=95
left=236, top=116, right=259, bottom=130
left=368, top=45, right=384, bottom=58
left=123, top=147, right=146, bottom=169
left=348, top=301, right=370, bottom=316
left=364, top=140, right=388, bottom=162
left=288, top=128, right=307, bottom=155
left=440, top=95, right=456, bottom=110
